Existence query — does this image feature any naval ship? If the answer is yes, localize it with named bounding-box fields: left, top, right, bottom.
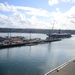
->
left=47, top=32, right=71, bottom=38
left=47, top=21, right=71, bottom=38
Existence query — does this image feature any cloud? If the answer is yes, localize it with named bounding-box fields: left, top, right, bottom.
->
left=50, top=6, right=75, bottom=29
left=0, top=3, right=50, bottom=17
left=48, top=0, right=59, bottom=6
left=0, top=11, right=29, bottom=28
left=0, top=2, right=75, bottom=29
left=28, top=16, right=51, bottom=29
left=0, top=14, right=9, bottom=27
left=61, top=0, right=75, bottom=2
left=0, top=2, right=17, bottom=12
left=25, top=9, right=49, bottom=17
left=16, top=7, right=50, bottom=17
left=48, top=0, right=75, bottom=6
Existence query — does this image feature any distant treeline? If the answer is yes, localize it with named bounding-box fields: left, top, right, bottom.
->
left=0, top=28, right=75, bottom=34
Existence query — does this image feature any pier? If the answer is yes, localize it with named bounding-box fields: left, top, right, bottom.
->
left=44, top=58, right=75, bottom=75
left=0, top=36, right=61, bottom=49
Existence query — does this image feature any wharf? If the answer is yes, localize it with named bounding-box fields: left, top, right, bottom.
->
left=0, top=38, right=61, bottom=49
left=44, top=58, right=75, bottom=75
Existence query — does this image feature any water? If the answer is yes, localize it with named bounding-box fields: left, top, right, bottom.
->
left=0, top=33, right=75, bottom=75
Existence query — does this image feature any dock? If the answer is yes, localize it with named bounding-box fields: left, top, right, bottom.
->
left=0, top=38, right=61, bottom=49
left=44, top=58, right=75, bottom=75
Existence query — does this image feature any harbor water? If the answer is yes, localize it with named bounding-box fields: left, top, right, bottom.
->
left=0, top=33, right=75, bottom=75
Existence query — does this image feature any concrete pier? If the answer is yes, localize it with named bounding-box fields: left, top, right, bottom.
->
left=44, top=58, right=75, bottom=75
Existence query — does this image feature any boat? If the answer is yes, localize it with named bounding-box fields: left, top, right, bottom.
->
left=47, top=33, right=71, bottom=38
left=47, top=21, right=71, bottom=38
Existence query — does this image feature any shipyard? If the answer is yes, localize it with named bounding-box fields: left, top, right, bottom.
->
left=0, top=29, right=72, bottom=49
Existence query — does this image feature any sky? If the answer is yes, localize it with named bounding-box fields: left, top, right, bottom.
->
left=0, top=0, right=75, bottom=29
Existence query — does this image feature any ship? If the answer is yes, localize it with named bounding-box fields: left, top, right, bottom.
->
left=47, top=33, right=71, bottom=38
left=47, top=21, right=72, bottom=38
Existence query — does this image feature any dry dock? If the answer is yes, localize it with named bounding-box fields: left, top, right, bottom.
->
left=45, top=58, right=75, bottom=75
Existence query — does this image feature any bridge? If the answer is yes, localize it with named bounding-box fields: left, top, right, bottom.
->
left=0, top=28, right=75, bottom=35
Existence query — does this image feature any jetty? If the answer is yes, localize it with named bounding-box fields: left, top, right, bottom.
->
left=0, top=36, right=61, bottom=49
left=44, top=58, right=75, bottom=75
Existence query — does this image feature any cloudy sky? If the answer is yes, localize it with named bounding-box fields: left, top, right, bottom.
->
left=0, top=0, right=75, bottom=29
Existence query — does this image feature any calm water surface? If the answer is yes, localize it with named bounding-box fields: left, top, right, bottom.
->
left=0, top=33, right=75, bottom=75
